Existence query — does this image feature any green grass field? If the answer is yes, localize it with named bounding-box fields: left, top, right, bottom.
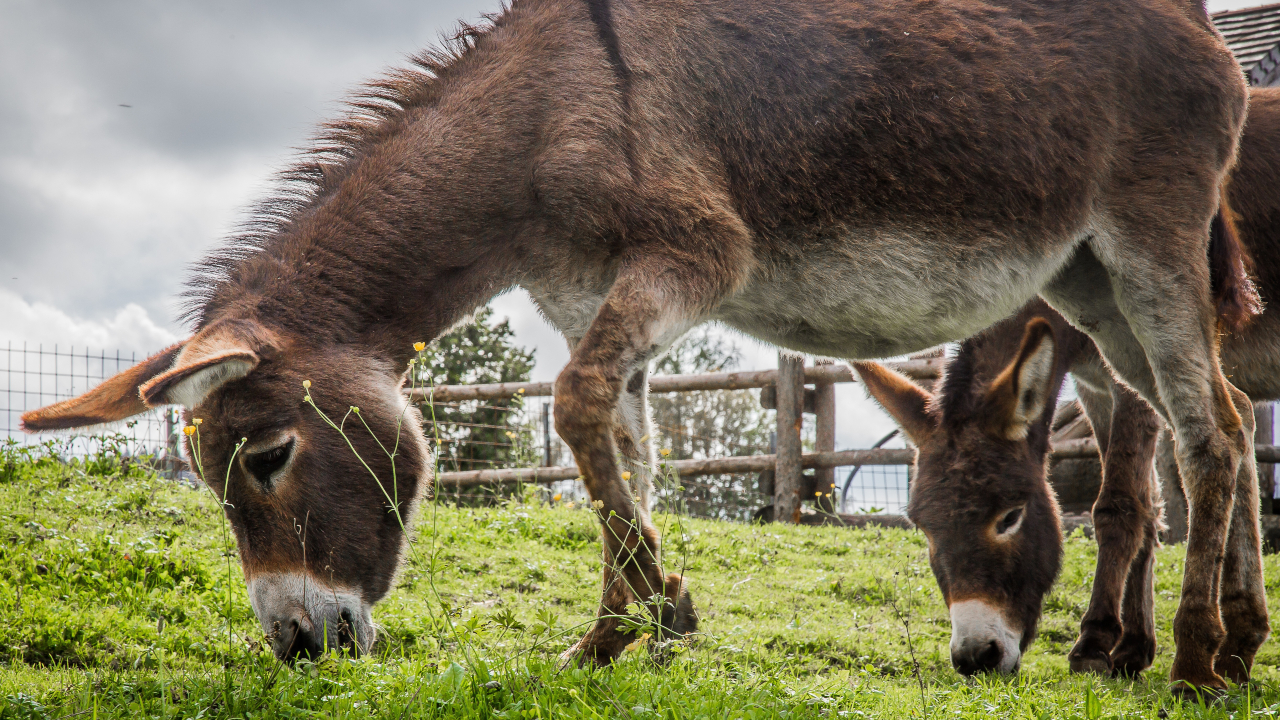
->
left=1, top=445, right=1279, bottom=718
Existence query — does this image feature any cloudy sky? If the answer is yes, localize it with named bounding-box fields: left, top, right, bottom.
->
left=0, top=0, right=1264, bottom=448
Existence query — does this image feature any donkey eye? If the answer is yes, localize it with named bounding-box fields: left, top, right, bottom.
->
left=995, top=507, right=1024, bottom=535
left=243, top=439, right=295, bottom=487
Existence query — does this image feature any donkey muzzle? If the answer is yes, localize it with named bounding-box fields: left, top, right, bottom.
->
left=949, top=599, right=1022, bottom=675
left=247, top=572, right=375, bottom=661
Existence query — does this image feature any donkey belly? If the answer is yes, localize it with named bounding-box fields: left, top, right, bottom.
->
left=715, top=227, right=1083, bottom=359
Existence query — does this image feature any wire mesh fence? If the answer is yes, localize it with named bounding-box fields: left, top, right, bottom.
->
left=0, top=342, right=913, bottom=516
left=0, top=343, right=183, bottom=469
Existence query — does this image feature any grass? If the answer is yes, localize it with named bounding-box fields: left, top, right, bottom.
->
left=1, top=447, right=1279, bottom=718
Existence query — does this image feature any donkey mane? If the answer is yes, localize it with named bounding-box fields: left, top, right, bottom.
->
left=180, top=9, right=513, bottom=327
left=934, top=335, right=987, bottom=424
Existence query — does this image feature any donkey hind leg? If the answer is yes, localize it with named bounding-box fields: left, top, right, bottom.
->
left=1214, top=383, right=1269, bottom=684
left=1068, top=380, right=1161, bottom=675
left=1041, top=240, right=1253, bottom=692
left=554, top=263, right=728, bottom=666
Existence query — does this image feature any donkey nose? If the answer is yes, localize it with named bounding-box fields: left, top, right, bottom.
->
left=272, top=617, right=325, bottom=661
left=952, top=638, right=1003, bottom=675
left=947, top=599, right=1022, bottom=675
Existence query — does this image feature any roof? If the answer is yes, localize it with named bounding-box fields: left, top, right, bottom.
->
left=1214, top=3, right=1280, bottom=86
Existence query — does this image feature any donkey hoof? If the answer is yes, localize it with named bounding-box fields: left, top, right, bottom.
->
left=667, top=573, right=698, bottom=636
left=1068, top=641, right=1113, bottom=676
left=560, top=621, right=630, bottom=668
left=1170, top=677, right=1228, bottom=701
left=1110, top=636, right=1156, bottom=677
left=1069, top=653, right=1113, bottom=676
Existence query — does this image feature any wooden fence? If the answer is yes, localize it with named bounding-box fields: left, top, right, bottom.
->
left=407, top=353, right=1280, bottom=524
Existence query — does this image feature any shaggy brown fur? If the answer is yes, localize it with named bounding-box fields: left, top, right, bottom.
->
left=21, top=0, right=1253, bottom=690
left=861, top=86, right=1280, bottom=684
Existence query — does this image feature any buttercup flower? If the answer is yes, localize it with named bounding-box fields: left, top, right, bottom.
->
left=183, top=426, right=195, bottom=436
left=621, top=471, right=631, bottom=481
left=625, top=632, right=653, bottom=652
left=660, top=448, right=671, bottom=457
left=592, top=500, right=604, bottom=510
left=553, top=493, right=562, bottom=502
left=413, top=342, right=426, bottom=352
left=302, top=380, right=311, bottom=389
left=193, top=418, right=203, bottom=425
left=565, top=501, right=575, bottom=509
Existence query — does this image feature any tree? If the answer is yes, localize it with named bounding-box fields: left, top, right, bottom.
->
left=649, top=327, right=773, bottom=520
left=413, top=307, right=539, bottom=474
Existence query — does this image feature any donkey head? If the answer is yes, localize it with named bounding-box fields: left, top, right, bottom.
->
left=22, top=318, right=431, bottom=661
left=854, top=319, right=1063, bottom=676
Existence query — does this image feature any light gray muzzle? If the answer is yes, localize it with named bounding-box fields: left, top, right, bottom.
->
left=247, top=572, right=375, bottom=660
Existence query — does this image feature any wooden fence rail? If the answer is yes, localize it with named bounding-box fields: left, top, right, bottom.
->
left=414, top=353, right=1278, bottom=522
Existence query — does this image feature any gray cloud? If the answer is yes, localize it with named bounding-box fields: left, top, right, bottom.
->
left=0, top=0, right=500, bottom=328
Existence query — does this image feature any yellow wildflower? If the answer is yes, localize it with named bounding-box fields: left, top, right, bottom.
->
left=302, top=380, right=311, bottom=389
left=816, top=491, right=823, bottom=497
left=592, top=500, right=604, bottom=510
left=621, top=471, right=632, bottom=481
left=565, top=501, right=575, bottom=509
left=183, top=426, right=195, bottom=436
left=625, top=632, right=653, bottom=652
left=517, top=388, right=525, bottom=394
left=413, top=342, right=426, bottom=352
left=553, top=493, right=562, bottom=502
left=193, top=418, right=203, bottom=425
left=660, top=448, right=671, bottom=457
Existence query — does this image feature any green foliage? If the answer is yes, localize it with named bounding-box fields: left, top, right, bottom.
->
left=2, top=448, right=1280, bottom=717
left=650, top=328, right=773, bottom=520
left=413, top=307, right=539, bottom=473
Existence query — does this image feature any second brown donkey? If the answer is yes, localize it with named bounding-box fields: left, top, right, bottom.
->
left=17, top=0, right=1257, bottom=692
left=858, top=86, right=1280, bottom=684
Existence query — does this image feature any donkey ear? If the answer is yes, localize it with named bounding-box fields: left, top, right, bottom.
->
left=853, top=361, right=937, bottom=444
left=984, top=318, right=1058, bottom=441
left=139, top=321, right=269, bottom=408
left=21, top=342, right=186, bottom=432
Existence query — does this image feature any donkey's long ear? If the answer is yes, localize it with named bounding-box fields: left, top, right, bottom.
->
left=853, top=361, right=937, bottom=444
left=983, top=318, right=1058, bottom=441
left=21, top=342, right=187, bottom=432
left=139, top=320, right=272, bottom=408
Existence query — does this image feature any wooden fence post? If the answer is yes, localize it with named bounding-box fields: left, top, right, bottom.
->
left=774, top=353, right=805, bottom=523
left=814, top=359, right=836, bottom=512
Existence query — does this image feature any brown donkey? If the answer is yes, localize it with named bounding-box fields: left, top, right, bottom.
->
left=19, top=0, right=1252, bottom=690
left=856, top=86, right=1280, bottom=684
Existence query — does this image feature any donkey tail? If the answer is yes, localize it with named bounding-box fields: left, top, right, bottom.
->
left=1210, top=187, right=1263, bottom=332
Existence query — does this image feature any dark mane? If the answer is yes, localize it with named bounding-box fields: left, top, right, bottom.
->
left=179, top=10, right=510, bottom=327
left=935, top=336, right=980, bottom=421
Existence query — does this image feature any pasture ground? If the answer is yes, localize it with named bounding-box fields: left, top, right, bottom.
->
left=1, top=448, right=1279, bottom=718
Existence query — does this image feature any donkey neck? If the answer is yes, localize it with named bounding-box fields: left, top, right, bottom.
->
left=196, top=23, right=551, bottom=366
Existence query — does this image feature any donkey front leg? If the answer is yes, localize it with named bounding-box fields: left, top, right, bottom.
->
left=1068, top=381, right=1161, bottom=676
left=554, top=262, right=731, bottom=665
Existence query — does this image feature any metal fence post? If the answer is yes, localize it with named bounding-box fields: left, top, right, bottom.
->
left=774, top=353, right=805, bottom=523
left=542, top=402, right=552, bottom=467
